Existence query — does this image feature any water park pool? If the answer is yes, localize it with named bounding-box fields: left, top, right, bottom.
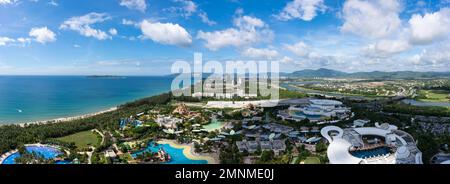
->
left=203, top=120, right=225, bottom=132
left=350, top=147, right=391, bottom=159
left=132, top=142, right=207, bottom=164
left=1, top=145, right=63, bottom=164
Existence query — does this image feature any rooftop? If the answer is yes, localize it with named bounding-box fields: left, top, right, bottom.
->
left=321, top=124, right=423, bottom=164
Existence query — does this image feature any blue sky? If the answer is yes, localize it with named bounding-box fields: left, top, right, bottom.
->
left=0, top=0, right=450, bottom=75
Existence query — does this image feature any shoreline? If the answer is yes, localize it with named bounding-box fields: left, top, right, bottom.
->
left=157, top=139, right=219, bottom=164
left=4, top=107, right=118, bottom=128
left=1, top=89, right=172, bottom=127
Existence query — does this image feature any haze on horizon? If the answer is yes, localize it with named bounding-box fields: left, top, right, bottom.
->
left=1, top=0, right=450, bottom=76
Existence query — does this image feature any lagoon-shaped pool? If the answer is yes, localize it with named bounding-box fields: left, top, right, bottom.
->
left=203, top=119, right=225, bottom=132
left=132, top=142, right=207, bottom=164
left=1, top=145, right=63, bottom=164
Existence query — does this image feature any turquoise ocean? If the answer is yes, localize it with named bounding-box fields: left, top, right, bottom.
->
left=0, top=76, right=173, bottom=124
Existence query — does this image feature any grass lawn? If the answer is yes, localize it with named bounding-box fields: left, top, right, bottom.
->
left=417, top=90, right=450, bottom=102
left=56, top=130, right=101, bottom=149
left=303, top=157, right=321, bottom=164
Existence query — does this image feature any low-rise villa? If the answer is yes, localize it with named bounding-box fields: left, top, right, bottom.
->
left=321, top=123, right=423, bottom=164
left=236, top=140, right=287, bottom=155
left=262, top=123, right=294, bottom=135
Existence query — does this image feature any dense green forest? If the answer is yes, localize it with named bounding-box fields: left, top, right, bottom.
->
left=0, top=93, right=172, bottom=154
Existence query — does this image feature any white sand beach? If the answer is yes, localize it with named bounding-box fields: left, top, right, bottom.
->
left=13, top=107, right=118, bottom=127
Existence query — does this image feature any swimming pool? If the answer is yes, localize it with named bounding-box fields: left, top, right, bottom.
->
left=350, top=147, right=391, bottom=159
left=55, top=160, right=72, bottom=164
left=132, top=142, right=207, bottom=164
left=1, top=145, right=63, bottom=164
left=203, top=119, right=225, bottom=132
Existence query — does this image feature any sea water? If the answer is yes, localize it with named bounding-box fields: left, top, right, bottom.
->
left=0, top=76, right=173, bottom=124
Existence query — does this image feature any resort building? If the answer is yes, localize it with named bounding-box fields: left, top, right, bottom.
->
left=321, top=124, right=423, bottom=164
left=278, top=99, right=350, bottom=123
left=191, top=77, right=259, bottom=99
left=271, top=140, right=287, bottom=155
left=119, top=118, right=143, bottom=130
left=353, top=119, right=370, bottom=127
left=262, top=123, right=294, bottom=135
left=431, top=153, right=450, bottom=164
left=155, top=115, right=182, bottom=129
left=236, top=141, right=248, bottom=153
left=235, top=140, right=287, bottom=156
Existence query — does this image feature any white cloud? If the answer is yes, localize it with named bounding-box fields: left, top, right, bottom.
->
left=108, top=28, right=118, bottom=36
left=0, top=36, right=31, bottom=47
left=174, top=0, right=197, bottom=17
left=29, top=27, right=56, bottom=44
left=120, top=0, right=147, bottom=13
left=363, top=39, right=410, bottom=58
left=48, top=0, right=58, bottom=6
left=0, top=37, right=15, bottom=46
left=60, top=13, right=113, bottom=40
left=17, top=37, right=31, bottom=44
left=357, top=7, right=450, bottom=58
left=166, top=0, right=198, bottom=17
left=122, top=19, right=139, bottom=27
left=168, top=0, right=216, bottom=26
left=73, top=44, right=81, bottom=48
left=276, top=0, right=326, bottom=21
left=409, top=43, right=450, bottom=66
left=139, top=20, right=192, bottom=46
left=197, top=14, right=273, bottom=51
left=0, top=0, right=17, bottom=5
left=284, top=41, right=311, bottom=57
left=409, top=8, right=450, bottom=45
left=233, top=15, right=265, bottom=29
left=0, top=62, right=12, bottom=70
left=198, top=11, right=216, bottom=26
left=279, top=56, right=294, bottom=63
left=96, top=60, right=139, bottom=66
left=341, top=0, right=402, bottom=38
left=241, top=47, right=279, bottom=59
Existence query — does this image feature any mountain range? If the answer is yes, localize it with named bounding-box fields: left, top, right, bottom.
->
left=285, top=68, right=450, bottom=79
left=167, top=68, right=450, bottom=79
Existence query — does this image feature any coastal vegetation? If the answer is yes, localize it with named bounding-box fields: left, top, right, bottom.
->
left=0, top=92, right=173, bottom=155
